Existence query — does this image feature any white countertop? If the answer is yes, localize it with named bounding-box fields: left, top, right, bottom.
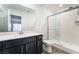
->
left=0, top=31, right=43, bottom=41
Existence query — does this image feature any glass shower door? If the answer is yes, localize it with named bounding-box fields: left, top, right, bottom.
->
left=48, top=14, right=60, bottom=44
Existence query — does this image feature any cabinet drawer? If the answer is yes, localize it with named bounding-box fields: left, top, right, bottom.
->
left=3, top=38, right=27, bottom=48
left=26, top=37, right=36, bottom=43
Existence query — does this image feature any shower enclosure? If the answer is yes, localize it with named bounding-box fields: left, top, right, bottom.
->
left=47, top=6, right=79, bottom=45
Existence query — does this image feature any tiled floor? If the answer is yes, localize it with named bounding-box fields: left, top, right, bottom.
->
left=42, top=48, right=69, bottom=54
left=42, top=50, right=50, bottom=54
left=43, top=43, right=69, bottom=54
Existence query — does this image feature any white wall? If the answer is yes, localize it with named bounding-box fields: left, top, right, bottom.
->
left=30, top=5, right=51, bottom=40
left=24, top=5, right=52, bottom=40
left=60, top=9, right=79, bottom=46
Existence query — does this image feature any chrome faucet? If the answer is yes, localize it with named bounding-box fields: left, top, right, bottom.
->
left=19, top=31, right=23, bottom=34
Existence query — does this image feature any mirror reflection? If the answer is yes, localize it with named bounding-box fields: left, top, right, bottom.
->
left=0, top=4, right=35, bottom=32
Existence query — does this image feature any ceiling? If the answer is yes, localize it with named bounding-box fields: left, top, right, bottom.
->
left=2, top=4, right=35, bottom=13
left=34, top=4, right=78, bottom=12
left=2, top=4, right=79, bottom=13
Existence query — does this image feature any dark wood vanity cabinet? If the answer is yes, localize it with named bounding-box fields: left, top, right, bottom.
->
left=0, top=35, right=43, bottom=54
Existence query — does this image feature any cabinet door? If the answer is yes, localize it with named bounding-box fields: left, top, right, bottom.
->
left=3, top=46, right=22, bottom=54
left=37, top=39, right=42, bottom=54
left=26, top=42, right=36, bottom=54
left=36, top=35, right=43, bottom=54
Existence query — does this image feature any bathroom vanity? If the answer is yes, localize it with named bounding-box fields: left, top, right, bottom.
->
left=0, top=32, right=43, bottom=54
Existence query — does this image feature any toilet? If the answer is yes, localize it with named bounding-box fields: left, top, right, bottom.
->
left=43, top=40, right=54, bottom=53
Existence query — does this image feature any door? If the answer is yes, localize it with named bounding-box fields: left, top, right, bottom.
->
left=49, top=14, right=60, bottom=42
left=25, top=42, right=36, bottom=54
left=37, top=39, right=42, bottom=54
